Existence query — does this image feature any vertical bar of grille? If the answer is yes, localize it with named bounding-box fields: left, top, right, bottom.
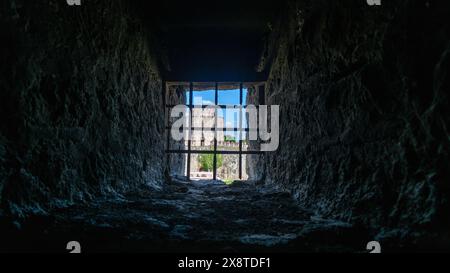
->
left=239, top=83, right=243, bottom=180
left=213, top=82, right=218, bottom=180
left=187, top=82, right=193, bottom=180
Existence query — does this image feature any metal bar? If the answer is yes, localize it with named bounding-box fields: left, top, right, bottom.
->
left=165, top=104, right=256, bottom=109
left=166, top=126, right=256, bottom=132
left=166, top=150, right=264, bottom=155
left=167, top=81, right=266, bottom=85
left=187, top=82, right=193, bottom=180
left=213, top=82, right=218, bottom=180
left=239, top=83, right=243, bottom=180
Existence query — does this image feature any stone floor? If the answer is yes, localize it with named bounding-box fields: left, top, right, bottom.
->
left=1, top=178, right=371, bottom=253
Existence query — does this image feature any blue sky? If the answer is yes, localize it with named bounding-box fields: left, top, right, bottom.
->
left=186, top=89, right=248, bottom=140
left=187, top=89, right=248, bottom=105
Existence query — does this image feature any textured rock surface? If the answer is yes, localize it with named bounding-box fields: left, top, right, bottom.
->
left=245, top=86, right=265, bottom=182
left=166, top=85, right=187, bottom=177
left=251, top=0, right=450, bottom=244
left=0, top=0, right=166, bottom=217
left=0, top=178, right=368, bottom=253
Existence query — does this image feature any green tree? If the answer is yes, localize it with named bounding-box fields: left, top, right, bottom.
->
left=198, top=154, right=223, bottom=171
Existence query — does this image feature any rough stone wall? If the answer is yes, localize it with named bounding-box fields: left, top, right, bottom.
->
left=166, top=85, right=187, bottom=176
left=245, top=86, right=264, bottom=181
left=0, top=0, right=166, bottom=217
left=256, top=0, right=450, bottom=240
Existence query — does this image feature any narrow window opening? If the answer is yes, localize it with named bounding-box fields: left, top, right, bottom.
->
left=165, top=82, right=265, bottom=183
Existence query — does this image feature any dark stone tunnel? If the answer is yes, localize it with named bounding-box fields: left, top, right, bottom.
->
left=0, top=0, right=449, bottom=254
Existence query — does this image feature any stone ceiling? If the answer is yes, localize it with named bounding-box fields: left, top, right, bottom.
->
left=134, top=0, right=286, bottom=82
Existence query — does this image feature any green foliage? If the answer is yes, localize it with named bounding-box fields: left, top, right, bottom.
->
left=223, top=179, right=235, bottom=185
left=224, top=135, right=236, bottom=143
left=198, top=154, right=223, bottom=171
